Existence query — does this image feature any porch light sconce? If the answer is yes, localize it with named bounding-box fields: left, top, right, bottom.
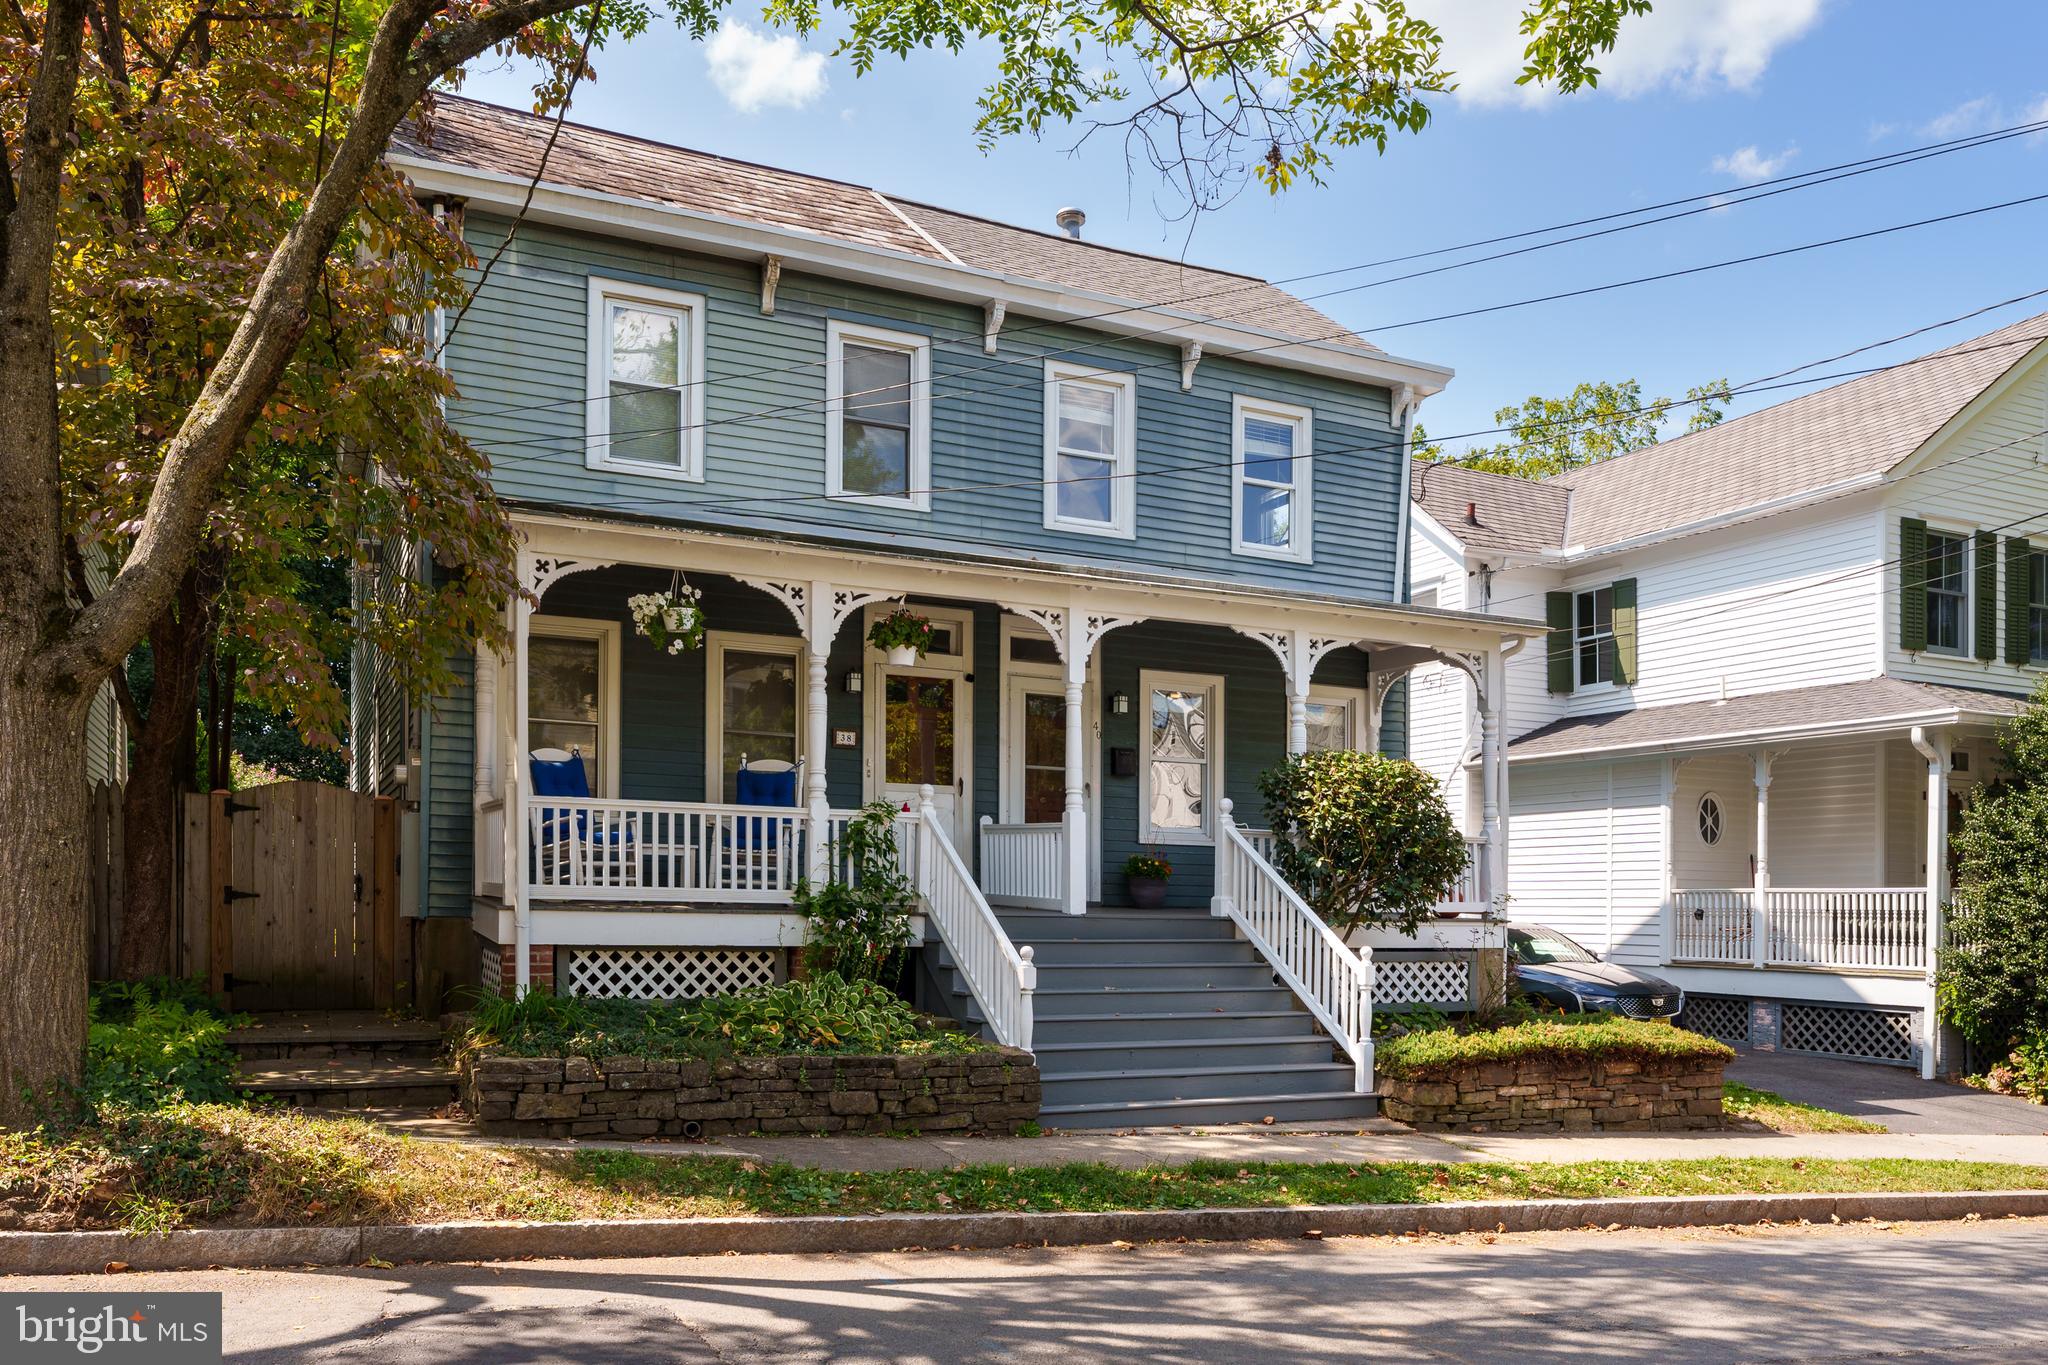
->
left=843, top=670, right=863, bottom=695
left=1109, top=690, right=1130, bottom=715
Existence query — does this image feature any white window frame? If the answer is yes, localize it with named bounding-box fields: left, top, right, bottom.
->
left=1230, top=395, right=1314, bottom=563
left=1574, top=584, right=1618, bottom=691
left=1305, top=685, right=1369, bottom=753
left=1139, top=669, right=1225, bottom=845
left=1923, top=528, right=1970, bottom=657
left=585, top=277, right=707, bottom=482
left=704, top=631, right=808, bottom=803
left=527, top=615, right=622, bottom=798
left=826, top=319, right=931, bottom=511
left=1042, top=360, right=1138, bottom=539
left=2029, top=548, right=2048, bottom=667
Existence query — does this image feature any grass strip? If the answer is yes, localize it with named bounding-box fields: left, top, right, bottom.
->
left=4, top=1103, right=2039, bottom=1232
left=1722, top=1082, right=1887, bottom=1134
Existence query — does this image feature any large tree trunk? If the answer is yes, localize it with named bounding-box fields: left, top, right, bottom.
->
left=115, top=566, right=214, bottom=980
left=0, top=645, right=94, bottom=1123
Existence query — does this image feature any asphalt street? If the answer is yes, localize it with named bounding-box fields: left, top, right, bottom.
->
left=14, top=1216, right=2048, bottom=1362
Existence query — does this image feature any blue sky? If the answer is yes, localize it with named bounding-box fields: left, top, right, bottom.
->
left=458, top=1, right=2048, bottom=445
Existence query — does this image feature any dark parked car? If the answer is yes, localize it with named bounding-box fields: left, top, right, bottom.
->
left=1507, top=923, right=1684, bottom=1020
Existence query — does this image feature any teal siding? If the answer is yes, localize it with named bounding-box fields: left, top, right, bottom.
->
left=423, top=650, right=473, bottom=918
left=445, top=216, right=1405, bottom=601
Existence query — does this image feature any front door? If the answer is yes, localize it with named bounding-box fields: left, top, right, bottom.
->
left=1002, top=675, right=1102, bottom=900
left=872, top=668, right=971, bottom=845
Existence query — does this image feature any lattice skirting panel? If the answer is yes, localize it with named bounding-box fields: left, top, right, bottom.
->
left=562, top=947, right=783, bottom=1000
left=478, top=943, right=502, bottom=998
left=1376, top=957, right=1473, bottom=1009
left=1781, top=1001, right=1914, bottom=1065
left=1681, top=994, right=1750, bottom=1046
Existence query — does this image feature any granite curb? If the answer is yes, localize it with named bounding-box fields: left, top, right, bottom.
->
left=6, top=1189, right=2047, bottom=1275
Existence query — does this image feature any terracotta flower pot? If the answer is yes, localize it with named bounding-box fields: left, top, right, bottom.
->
left=1128, top=876, right=1169, bottom=909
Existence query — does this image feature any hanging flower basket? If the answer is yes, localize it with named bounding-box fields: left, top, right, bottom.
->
left=629, top=577, right=705, bottom=656
left=867, top=607, right=934, bottom=666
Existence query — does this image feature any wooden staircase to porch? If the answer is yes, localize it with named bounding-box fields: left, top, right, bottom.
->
left=940, top=908, right=1376, bottom=1129
left=226, top=1012, right=459, bottom=1110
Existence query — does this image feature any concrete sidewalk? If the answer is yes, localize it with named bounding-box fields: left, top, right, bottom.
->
left=373, top=1110, right=2048, bottom=1170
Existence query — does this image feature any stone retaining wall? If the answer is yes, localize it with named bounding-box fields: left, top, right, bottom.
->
left=1379, top=1053, right=1726, bottom=1132
left=461, top=1049, right=1040, bottom=1138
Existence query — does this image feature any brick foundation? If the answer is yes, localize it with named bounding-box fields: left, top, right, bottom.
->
left=479, top=937, right=554, bottom=998
left=1380, top=1053, right=1726, bottom=1132
left=460, top=1049, right=1041, bottom=1138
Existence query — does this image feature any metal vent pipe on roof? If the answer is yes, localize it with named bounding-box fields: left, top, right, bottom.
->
left=1055, top=207, right=1086, bottom=239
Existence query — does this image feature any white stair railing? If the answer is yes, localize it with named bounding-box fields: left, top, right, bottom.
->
left=911, top=786, right=1037, bottom=1051
left=1212, top=798, right=1374, bottom=1092
left=976, top=818, right=1065, bottom=910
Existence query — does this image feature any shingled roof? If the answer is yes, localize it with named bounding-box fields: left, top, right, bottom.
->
left=395, top=96, right=1377, bottom=350
left=1409, top=459, right=1569, bottom=554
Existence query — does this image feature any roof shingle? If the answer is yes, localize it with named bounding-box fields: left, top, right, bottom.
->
left=1409, top=459, right=1569, bottom=554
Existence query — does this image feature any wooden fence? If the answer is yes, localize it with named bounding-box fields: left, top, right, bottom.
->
left=85, top=781, right=125, bottom=980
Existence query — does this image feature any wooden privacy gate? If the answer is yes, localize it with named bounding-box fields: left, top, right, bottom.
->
left=182, top=781, right=399, bottom=1012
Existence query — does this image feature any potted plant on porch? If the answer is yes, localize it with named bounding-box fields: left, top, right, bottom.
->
left=1124, top=850, right=1174, bottom=909
left=867, top=607, right=935, bottom=666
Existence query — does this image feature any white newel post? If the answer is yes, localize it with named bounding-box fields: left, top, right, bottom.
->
left=1062, top=608, right=1089, bottom=916
left=1211, top=797, right=1237, bottom=918
left=1752, top=750, right=1774, bottom=971
left=1911, top=726, right=1949, bottom=1080
left=511, top=566, right=534, bottom=995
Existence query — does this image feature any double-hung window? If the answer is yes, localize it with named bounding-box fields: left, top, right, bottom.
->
left=2030, top=549, right=2047, bottom=665
left=1924, top=530, right=1968, bottom=655
left=1043, top=362, right=1136, bottom=537
left=586, top=279, right=706, bottom=480
left=827, top=320, right=930, bottom=509
left=1232, top=396, right=1312, bottom=561
left=1140, top=671, right=1223, bottom=842
left=1575, top=586, right=1616, bottom=687
left=527, top=617, right=620, bottom=796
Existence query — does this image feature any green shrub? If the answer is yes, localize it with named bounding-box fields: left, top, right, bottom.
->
left=82, top=980, right=245, bottom=1109
left=460, top=975, right=982, bottom=1060
left=1377, top=1017, right=1733, bottom=1080
left=1940, top=678, right=2048, bottom=1054
left=794, top=801, right=917, bottom=984
left=1257, top=750, right=1470, bottom=936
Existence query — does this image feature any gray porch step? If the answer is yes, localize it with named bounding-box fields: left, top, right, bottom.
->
left=1041, top=1090, right=1378, bottom=1130
left=1023, top=1010, right=1312, bottom=1043
left=972, top=936, right=1254, bottom=966
left=1031, top=1035, right=1340, bottom=1074
left=1040, top=1060, right=1360, bottom=1108
left=1017, top=985, right=1297, bottom=1016
left=995, top=911, right=1237, bottom=941
left=1026, top=961, right=1279, bottom=991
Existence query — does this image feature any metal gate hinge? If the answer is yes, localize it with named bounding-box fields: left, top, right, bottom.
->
left=221, top=887, right=259, bottom=904
left=223, top=798, right=259, bottom=816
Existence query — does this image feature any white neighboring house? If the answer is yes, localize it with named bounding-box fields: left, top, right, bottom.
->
left=1406, top=310, right=2048, bottom=1078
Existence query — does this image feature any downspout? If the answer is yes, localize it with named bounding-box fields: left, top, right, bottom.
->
left=1908, top=725, right=1947, bottom=1081
left=1492, top=637, right=1527, bottom=909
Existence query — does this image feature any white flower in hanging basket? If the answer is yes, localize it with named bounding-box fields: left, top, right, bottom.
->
left=629, top=584, right=705, bottom=655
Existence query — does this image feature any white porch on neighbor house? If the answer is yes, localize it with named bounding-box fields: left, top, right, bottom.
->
left=468, top=512, right=1541, bottom=1006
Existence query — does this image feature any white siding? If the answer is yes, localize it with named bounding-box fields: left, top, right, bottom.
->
left=1403, top=519, right=1475, bottom=826
left=1767, top=740, right=1885, bottom=887
left=1672, top=753, right=1752, bottom=889
left=1507, top=757, right=1666, bottom=968
left=1487, top=564, right=1567, bottom=741
left=1883, top=736, right=1924, bottom=886
left=1885, top=352, right=2048, bottom=692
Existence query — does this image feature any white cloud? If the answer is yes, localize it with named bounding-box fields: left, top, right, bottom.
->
left=1923, top=95, right=1997, bottom=138
left=1416, top=0, right=1825, bottom=108
left=704, top=22, right=827, bottom=114
left=1710, top=143, right=1797, bottom=182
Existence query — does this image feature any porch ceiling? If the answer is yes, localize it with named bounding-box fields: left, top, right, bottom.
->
left=513, top=506, right=1542, bottom=655
left=1507, top=676, right=2030, bottom=763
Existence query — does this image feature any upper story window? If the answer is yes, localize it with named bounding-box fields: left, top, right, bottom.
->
left=1232, top=396, right=1313, bottom=562
left=1043, top=361, right=1136, bottom=538
left=827, top=320, right=930, bottom=510
left=1575, top=586, right=1616, bottom=687
left=586, top=279, right=705, bottom=482
left=1924, top=530, right=1968, bottom=655
left=2030, top=549, right=2047, bottom=665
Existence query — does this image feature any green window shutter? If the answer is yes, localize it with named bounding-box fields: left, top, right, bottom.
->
left=1545, top=590, right=1575, bottom=694
left=1612, top=578, right=1639, bottom=687
left=1898, top=517, right=1928, bottom=653
left=2007, top=537, right=2035, bottom=667
left=1974, top=529, right=1998, bottom=661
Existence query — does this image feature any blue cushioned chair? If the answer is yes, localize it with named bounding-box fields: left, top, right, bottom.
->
left=528, top=747, right=633, bottom=885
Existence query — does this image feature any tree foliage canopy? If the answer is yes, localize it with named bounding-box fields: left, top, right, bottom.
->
left=1415, top=376, right=1730, bottom=480
left=1938, top=680, right=2048, bottom=1055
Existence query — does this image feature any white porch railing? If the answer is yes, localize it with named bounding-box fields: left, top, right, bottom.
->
left=1238, top=829, right=1488, bottom=916
left=976, top=818, right=1065, bottom=910
left=1213, top=800, right=1373, bottom=1093
left=526, top=798, right=871, bottom=903
left=1669, top=887, right=1927, bottom=973
left=913, top=789, right=1035, bottom=1050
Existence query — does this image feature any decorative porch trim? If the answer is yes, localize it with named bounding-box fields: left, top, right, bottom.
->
left=529, top=556, right=614, bottom=599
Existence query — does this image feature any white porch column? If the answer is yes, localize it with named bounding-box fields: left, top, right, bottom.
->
left=802, top=580, right=834, bottom=886
left=1285, top=631, right=1311, bottom=757
left=1061, top=607, right=1089, bottom=916
left=511, top=561, right=534, bottom=995
left=1911, top=726, right=1949, bottom=1080
left=1476, top=658, right=1503, bottom=909
left=473, top=648, right=499, bottom=799
left=1752, top=750, right=1775, bottom=972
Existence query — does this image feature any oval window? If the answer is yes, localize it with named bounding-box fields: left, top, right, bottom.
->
left=1698, top=793, right=1724, bottom=846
